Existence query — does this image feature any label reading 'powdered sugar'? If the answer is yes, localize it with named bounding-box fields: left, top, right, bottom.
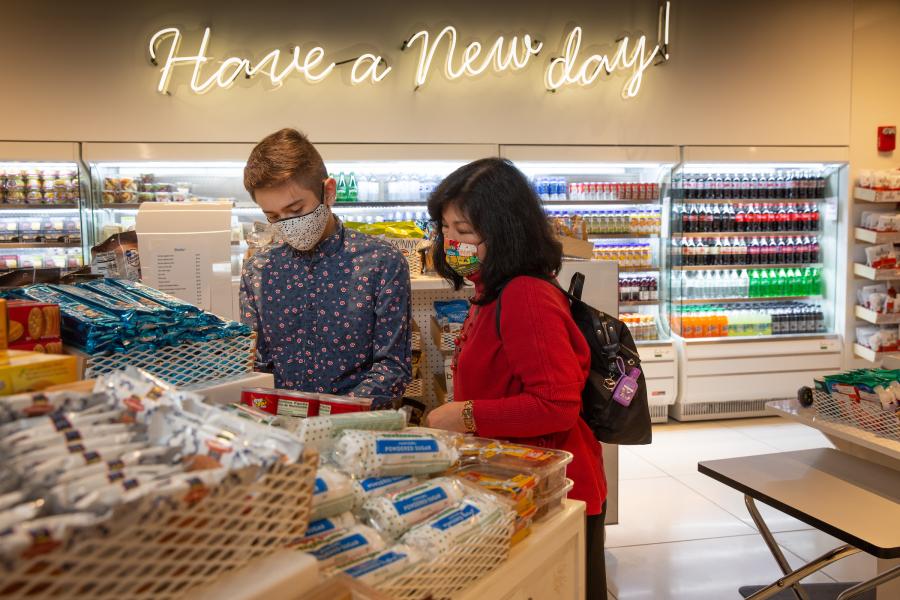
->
left=394, top=487, right=448, bottom=516
left=375, top=438, right=439, bottom=455
left=311, top=533, right=368, bottom=561
left=432, top=503, right=481, bottom=531
left=360, top=476, right=411, bottom=493
left=345, top=551, right=407, bottom=578
left=305, top=517, right=338, bottom=537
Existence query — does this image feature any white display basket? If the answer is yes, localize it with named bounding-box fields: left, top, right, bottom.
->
left=813, top=390, right=900, bottom=442
left=377, top=509, right=516, bottom=600
left=0, top=449, right=319, bottom=600
left=81, top=333, right=256, bottom=388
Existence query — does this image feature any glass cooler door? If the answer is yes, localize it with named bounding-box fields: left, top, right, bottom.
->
left=0, top=142, right=88, bottom=275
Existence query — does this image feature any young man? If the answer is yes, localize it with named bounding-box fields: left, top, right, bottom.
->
left=240, top=128, right=412, bottom=409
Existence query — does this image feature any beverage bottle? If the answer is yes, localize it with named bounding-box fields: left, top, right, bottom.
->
left=712, top=238, right=724, bottom=266
left=726, top=204, right=737, bottom=232
left=787, top=203, right=799, bottom=232
left=813, top=267, right=823, bottom=295
left=700, top=205, right=712, bottom=232
left=759, top=269, right=770, bottom=298
left=714, top=173, right=724, bottom=199
left=740, top=174, right=750, bottom=198
left=810, top=236, right=820, bottom=263
left=703, top=173, right=714, bottom=199
left=776, top=268, right=787, bottom=297
left=801, top=171, right=813, bottom=199
left=766, top=239, right=779, bottom=265
left=739, top=269, right=750, bottom=297
left=765, top=173, right=777, bottom=199
left=801, top=267, right=813, bottom=295
left=738, top=238, right=749, bottom=265
left=682, top=238, right=693, bottom=266
left=775, top=237, right=786, bottom=264
left=749, top=173, right=759, bottom=199
left=785, top=171, right=795, bottom=199
left=776, top=204, right=789, bottom=231
left=746, top=204, right=758, bottom=232
left=711, top=205, right=722, bottom=232
left=650, top=276, right=659, bottom=300
left=721, top=237, right=732, bottom=265
left=748, top=269, right=759, bottom=298
left=791, top=171, right=802, bottom=200
left=816, top=171, right=826, bottom=199
left=735, top=205, right=747, bottom=232
left=723, top=174, right=733, bottom=198
left=347, top=172, right=359, bottom=202
left=747, top=238, right=759, bottom=265
left=816, top=307, right=826, bottom=333
left=693, top=238, right=704, bottom=266
left=765, top=204, right=777, bottom=232
left=336, top=172, right=349, bottom=201
left=776, top=172, right=786, bottom=198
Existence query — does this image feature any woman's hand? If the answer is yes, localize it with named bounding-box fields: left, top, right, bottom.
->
left=425, top=401, right=468, bottom=433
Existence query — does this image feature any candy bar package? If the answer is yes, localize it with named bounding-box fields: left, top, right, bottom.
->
left=361, top=476, right=465, bottom=539
left=434, top=300, right=470, bottom=333
left=302, top=524, right=388, bottom=570
left=311, top=466, right=356, bottom=520
left=400, top=492, right=510, bottom=553
left=337, top=544, right=423, bottom=588
left=331, top=428, right=462, bottom=478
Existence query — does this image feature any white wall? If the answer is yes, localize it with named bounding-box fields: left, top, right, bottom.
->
left=0, top=0, right=853, bottom=146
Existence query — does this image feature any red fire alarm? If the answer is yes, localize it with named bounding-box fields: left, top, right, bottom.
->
left=878, top=125, right=896, bottom=152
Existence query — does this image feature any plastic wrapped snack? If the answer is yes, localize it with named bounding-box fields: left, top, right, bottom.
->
left=304, top=524, right=387, bottom=570
left=476, top=442, right=574, bottom=495
left=106, top=278, right=204, bottom=317
left=455, top=464, right=538, bottom=516
left=362, top=477, right=465, bottom=539
left=0, top=512, right=104, bottom=563
left=351, top=475, right=418, bottom=509
left=72, top=468, right=228, bottom=515
left=339, top=544, right=423, bottom=588
left=12, top=285, right=122, bottom=352
left=311, top=466, right=356, bottom=520
left=533, top=478, right=574, bottom=521
left=331, top=428, right=461, bottom=478
left=401, top=492, right=509, bottom=553
left=294, top=410, right=407, bottom=448
left=298, top=511, right=358, bottom=545
left=434, top=300, right=470, bottom=333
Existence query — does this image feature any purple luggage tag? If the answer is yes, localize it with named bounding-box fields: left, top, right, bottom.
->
left=611, top=356, right=642, bottom=407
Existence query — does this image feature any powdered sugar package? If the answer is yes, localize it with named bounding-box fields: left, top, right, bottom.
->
left=337, top=543, right=424, bottom=587
left=332, top=428, right=461, bottom=478
left=351, top=475, right=418, bottom=509
left=302, top=524, right=387, bottom=570
left=362, top=477, right=465, bottom=539
left=311, top=466, right=356, bottom=520
left=401, top=492, right=511, bottom=553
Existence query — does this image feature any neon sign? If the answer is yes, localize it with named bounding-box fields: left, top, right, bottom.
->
left=148, top=2, right=671, bottom=99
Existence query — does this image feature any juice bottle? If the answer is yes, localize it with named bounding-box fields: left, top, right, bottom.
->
left=717, top=311, right=729, bottom=337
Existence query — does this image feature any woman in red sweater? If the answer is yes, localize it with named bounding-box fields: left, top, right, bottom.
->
left=425, top=158, right=607, bottom=598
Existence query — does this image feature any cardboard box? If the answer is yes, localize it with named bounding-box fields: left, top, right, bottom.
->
left=0, top=350, right=79, bottom=396
left=6, top=300, right=61, bottom=344
left=9, top=338, right=64, bottom=354
left=558, top=235, right=595, bottom=260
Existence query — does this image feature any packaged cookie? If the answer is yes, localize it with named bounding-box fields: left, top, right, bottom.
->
left=532, top=478, right=574, bottom=521
left=6, top=300, right=60, bottom=343
left=362, top=477, right=465, bottom=539
left=331, top=428, right=462, bottom=478
left=106, top=279, right=203, bottom=317
left=338, top=544, right=423, bottom=587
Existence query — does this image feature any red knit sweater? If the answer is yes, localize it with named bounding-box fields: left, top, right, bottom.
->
left=454, top=275, right=606, bottom=515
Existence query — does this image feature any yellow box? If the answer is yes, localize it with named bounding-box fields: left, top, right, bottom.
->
left=0, top=350, right=79, bottom=396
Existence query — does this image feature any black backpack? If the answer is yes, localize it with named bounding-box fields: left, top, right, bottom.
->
left=496, top=272, right=652, bottom=445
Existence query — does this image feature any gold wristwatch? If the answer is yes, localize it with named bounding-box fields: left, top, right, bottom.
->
left=462, top=400, right=476, bottom=433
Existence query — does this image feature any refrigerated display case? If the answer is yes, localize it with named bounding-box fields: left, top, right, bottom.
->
left=0, top=142, right=88, bottom=275
left=666, top=146, right=848, bottom=420
left=502, top=145, right=679, bottom=423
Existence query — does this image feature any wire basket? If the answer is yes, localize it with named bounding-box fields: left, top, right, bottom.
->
left=84, top=333, right=256, bottom=388
left=813, top=390, right=900, bottom=442
left=378, top=509, right=515, bottom=600
left=0, top=449, right=319, bottom=600
left=404, top=378, right=424, bottom=398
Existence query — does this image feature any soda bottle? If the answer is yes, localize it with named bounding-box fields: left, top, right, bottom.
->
left=810, top=236, right=820, bottom=263
left=810, top=204, right=820, bottom=232
left=701, top=205, right=714, bottom=233
left=816, top=172, right=826, bottom=199
left=336, top=172, right=348, bottom=202
left=347, top=172, right=359, bottom=202
left=714, top=173, right=724, bottom=199
left=723, top=174, right=733, bottom=198
left=765, top=173, right=776, bottom=199
left=740, top=174, right=750, bottom=198
left=776, top=268, right=787, bottom=297
left=735, top=205, right=747, bottom=232
left=759, top=269, right=770, bottom=298
left=785, top=172, right=795, bottom=199
left=748, top=173, right=759, bottom=199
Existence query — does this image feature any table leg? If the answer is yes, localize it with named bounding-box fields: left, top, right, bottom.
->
left=744, top=495, right=811, bottom=600
left=746, top=545, right=862, bottom=600
left=835, top=564, right=900, bottom=600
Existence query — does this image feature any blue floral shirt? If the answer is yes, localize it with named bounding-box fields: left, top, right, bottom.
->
left=240, top=219, right=412, bottom=408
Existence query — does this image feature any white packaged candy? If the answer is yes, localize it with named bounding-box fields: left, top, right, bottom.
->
left=49, top=464, right=182, bottom=511
left=294, top=410, right=407, bottom=447
left=0, top=405, right=115, bottom=438
left=28, top=442, right=152, bottom=486
left=332, top=428, right=461, bottom=478
left=351, top=475, right=418, bottom=509
left=72, top=468, right=227, bottom=515
left=363, top=477, right=465, bottom=539
left=0, top=500, right=43, bottom=531
left=0, top=512, right=103, bottom=562
left=304, top=524, right=386, bottom=570
left=339, top=543, right=423, bottom=587
left=4, top=423, right=133, bottom=457
left=401, top=494, right=507, bottom=553
left=296, top=511, right=357, bottom=545
left=311, top=466, right=356, bottom=520
left=0, top=389, right=107, bottom=425
left=8, top=432, right=146, bottom=472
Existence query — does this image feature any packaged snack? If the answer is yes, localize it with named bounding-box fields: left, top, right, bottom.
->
left=400, top=493, right=510, bottom=553
left=858, top=283, right=889, bottom=312
left=0, top=388, right=106, bottom=424
left=0, top=350, right=78, bottom=397
left=0, top=500, right=43, bottom=531
left=881, top=326, right=899, bottom=351
left=362, top=477, right=465, bottom=539
left=332, top=429, right=461, bottom=478
left=533, top=478, right=574, bottom=520
left=316, top=394, right=372, bottom=415
left=241, top=387, right=320, bottom=419
left=89, top=231, right=141, bottom=281
left=866, top=244, right=897, bottom=269
left=311, top=466, right=356, bottom=520
left=857, top=325, right=882, bottom=350
left=455, top=464, right=537, bottom=515
left=106, top=279, right=203, bottom=316
left=103, top=177, right=120, bottom=191
left=339, top=544, right=423, bottom=587
left=49, top=464, right=182, bottom=511
left=294, top=410, right=407, bottom=448
left=304, top=524, right=387, bottom=570
left=296, top=512, right=358, bottom=546
left=6, top=300, right=60, bottom=343
left=0, top=512, right=103, bottom=562
left=73, top=467, right=228, bottom=515
left=351, top=475, right=418, bottom=508
left=434, top=300, right=469, bottom=333
left=472, top=441, right=573, bottom=495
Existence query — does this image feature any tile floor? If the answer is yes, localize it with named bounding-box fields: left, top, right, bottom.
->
left=605, top=417, right=879, bottom=600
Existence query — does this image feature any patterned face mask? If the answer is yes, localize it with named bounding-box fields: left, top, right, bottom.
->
left=444, top=239, right=482, bottom=277
left=273, top=203, right=332, bottom=251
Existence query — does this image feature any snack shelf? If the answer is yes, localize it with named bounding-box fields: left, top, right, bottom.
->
left=0, top=204, right=80, bottom=211
left=855, top=187, right=900, bottom=203
left=854, top=227, right=900, bottom=244
left=677, top=295, right=822, bottom=305
left=852, top=343, right=899, bottom=363
left=854, top=305, right=900, bottom=325
left=673, top=263, right=823, bottom=271
left=678, top=197, right=829, bottom=204
left=672, top=231, right=821, bottom=238
left=0, top=242, right=81, bottom=248
left=853, top=263, right=900, bottom=281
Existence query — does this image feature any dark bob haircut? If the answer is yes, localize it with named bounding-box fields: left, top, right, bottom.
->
left=428, top=158, right=563, bottom=304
